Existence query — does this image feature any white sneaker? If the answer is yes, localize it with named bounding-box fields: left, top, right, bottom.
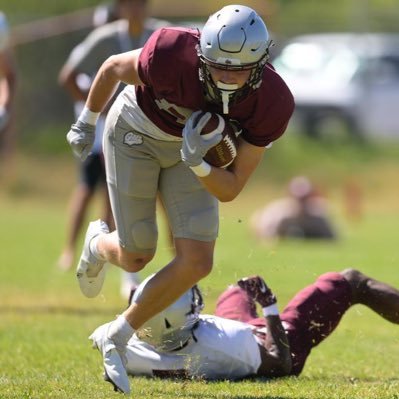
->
left=76, top=219, right=109, bottom=298
left=89, top=322, right=131, bottom=395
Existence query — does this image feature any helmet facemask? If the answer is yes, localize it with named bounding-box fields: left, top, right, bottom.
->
left=198, top=5, right=272, bottom=113
left=198, top=49, right=270, bottom=113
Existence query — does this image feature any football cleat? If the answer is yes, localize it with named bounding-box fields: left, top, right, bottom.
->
left=76, top=219, right=109, bottom=298
left=89, top=322, right=131, bottom=395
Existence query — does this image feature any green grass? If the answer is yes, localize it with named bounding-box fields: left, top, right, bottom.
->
left=1, top=137, right=399, bottom=398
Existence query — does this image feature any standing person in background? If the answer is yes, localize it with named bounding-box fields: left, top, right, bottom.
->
left=66, top=5, right=294, bottom=393
left=57, top=0, right=170, bottom=299
left=92, top=1, right=120, bottom=28
left=0, top=11, right=17, bottom=183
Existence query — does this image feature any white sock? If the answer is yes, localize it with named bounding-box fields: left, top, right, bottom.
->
left=89, top=235, right=106, bottom=261
left=108, top=315, right=135, bottom=346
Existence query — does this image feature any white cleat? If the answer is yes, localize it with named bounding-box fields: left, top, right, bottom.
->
left=89, top=322, right=131, bottom=395
left=76, top=219, right=109, bottom=298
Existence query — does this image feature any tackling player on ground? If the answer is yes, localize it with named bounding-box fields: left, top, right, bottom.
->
left=66, top=5, right=294, bottom=393
left=91, top=267, right=399, bottom=385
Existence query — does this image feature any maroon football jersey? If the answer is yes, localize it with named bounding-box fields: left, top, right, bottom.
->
left=137, top=27, right=294, bottom=147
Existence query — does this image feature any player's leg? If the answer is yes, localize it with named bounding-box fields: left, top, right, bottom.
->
left=119, top=150, right=219, bottom=327
left=107, top=145, right=218, bottom=326
left=341, top=268, right=399, bottom=323
left=280, top=272, right=352, bottom=375
left=75, top=107, right=159, bottom=297
left=92, top=137, right=218, bottom=392
left=123, top=238, right=214, bottom=327
left=98, top=150, right=142, bottom=300
left=108, top=138, right=219, bottom=329
left=101, top=170, right=115, bottom=231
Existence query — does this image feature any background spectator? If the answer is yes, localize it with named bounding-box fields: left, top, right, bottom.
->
left=57, top=0, right=170, bottom=299
left=250, top=176, right=337, bottom=241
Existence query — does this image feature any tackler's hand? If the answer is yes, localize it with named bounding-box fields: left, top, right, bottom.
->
left=237, top=276, right=277, bottom=308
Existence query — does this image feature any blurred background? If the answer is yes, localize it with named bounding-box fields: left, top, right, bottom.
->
left=0, top=0, right=398, bottom=275
left=2, top=0, right=399, bottom=154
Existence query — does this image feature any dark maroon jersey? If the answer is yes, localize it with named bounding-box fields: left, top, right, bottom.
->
left=137, top=27, right=294, bottom=147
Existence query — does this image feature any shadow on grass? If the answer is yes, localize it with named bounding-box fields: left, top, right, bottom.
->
left=141, top=377, right=309, bottom=399
left=151, top=393, right=296, bottom=399
left=300, top=375, right=399, bottom=384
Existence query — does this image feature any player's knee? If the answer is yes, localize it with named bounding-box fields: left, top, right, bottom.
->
left=341, top=268, right=368, bottom=302
left=341, top=268, right=364, bottom=284
left=183, top=253, right=214, bottom=280
left=119, top=249, right=154, bottom=272
left=194, top=260, right=213, bottom=279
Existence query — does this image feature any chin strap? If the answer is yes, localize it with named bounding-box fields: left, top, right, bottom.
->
left=216, top=81, right=238, bottom=114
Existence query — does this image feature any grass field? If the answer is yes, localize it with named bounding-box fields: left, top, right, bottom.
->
left=1, top=135, right=399, bottom=398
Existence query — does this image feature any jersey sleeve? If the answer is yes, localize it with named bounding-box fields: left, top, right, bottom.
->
left=241, top=65, right=295, bottom=147
left=138, top=27, right=199, bottom=92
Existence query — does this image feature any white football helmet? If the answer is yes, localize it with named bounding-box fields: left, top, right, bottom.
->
left=132, top=274, right=204, bottom=352
left=198, top=5, right=271, bottom=113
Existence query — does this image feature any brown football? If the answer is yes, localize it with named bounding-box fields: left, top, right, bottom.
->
left=193, top=111, right=239, bottom=168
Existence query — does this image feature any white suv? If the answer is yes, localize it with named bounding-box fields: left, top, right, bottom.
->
left=273, top=33, right=399, bottom=140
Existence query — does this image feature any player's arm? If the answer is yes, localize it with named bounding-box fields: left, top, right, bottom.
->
left=200, top=137, right=265, bottom=202
left=237, top=276, right=292, bottom=377
left=86, top=48, right=143, bottom=113
left=66, top=49, right=143, bottom=160
left=181, top=114, right=266, bottom=202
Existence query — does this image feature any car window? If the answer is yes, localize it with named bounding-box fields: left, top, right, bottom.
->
left=357, top=55, right=399, bottom=85
left=273, top=41, right=359, bottom=84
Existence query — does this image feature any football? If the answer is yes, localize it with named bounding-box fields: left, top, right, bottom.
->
left=194, top=111, right=239, bottom=168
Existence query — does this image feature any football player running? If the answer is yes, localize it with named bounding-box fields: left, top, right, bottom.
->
left=66, top=5, right=294, bottom=393
left=90, top=268, right=399, bottom=386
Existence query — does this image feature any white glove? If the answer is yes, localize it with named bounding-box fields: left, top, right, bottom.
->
left=66, top=120, right=96, bottom=161
left=180, top=111, right=222, bottom=167
left=0, top=106, right=9, bottom=131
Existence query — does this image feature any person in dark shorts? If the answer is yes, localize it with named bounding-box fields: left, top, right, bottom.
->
left=57, top=0, right=170, bottom=278
left=90, top=267, right=399, bottom=383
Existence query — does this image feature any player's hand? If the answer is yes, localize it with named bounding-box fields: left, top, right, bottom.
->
left=0, top=106, right=10, bottom=132
left=181, top=111, right=222, bottom=167
left=237, top=276, right=277, bottom=308
left=66, top=120, right=96, bottom=161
